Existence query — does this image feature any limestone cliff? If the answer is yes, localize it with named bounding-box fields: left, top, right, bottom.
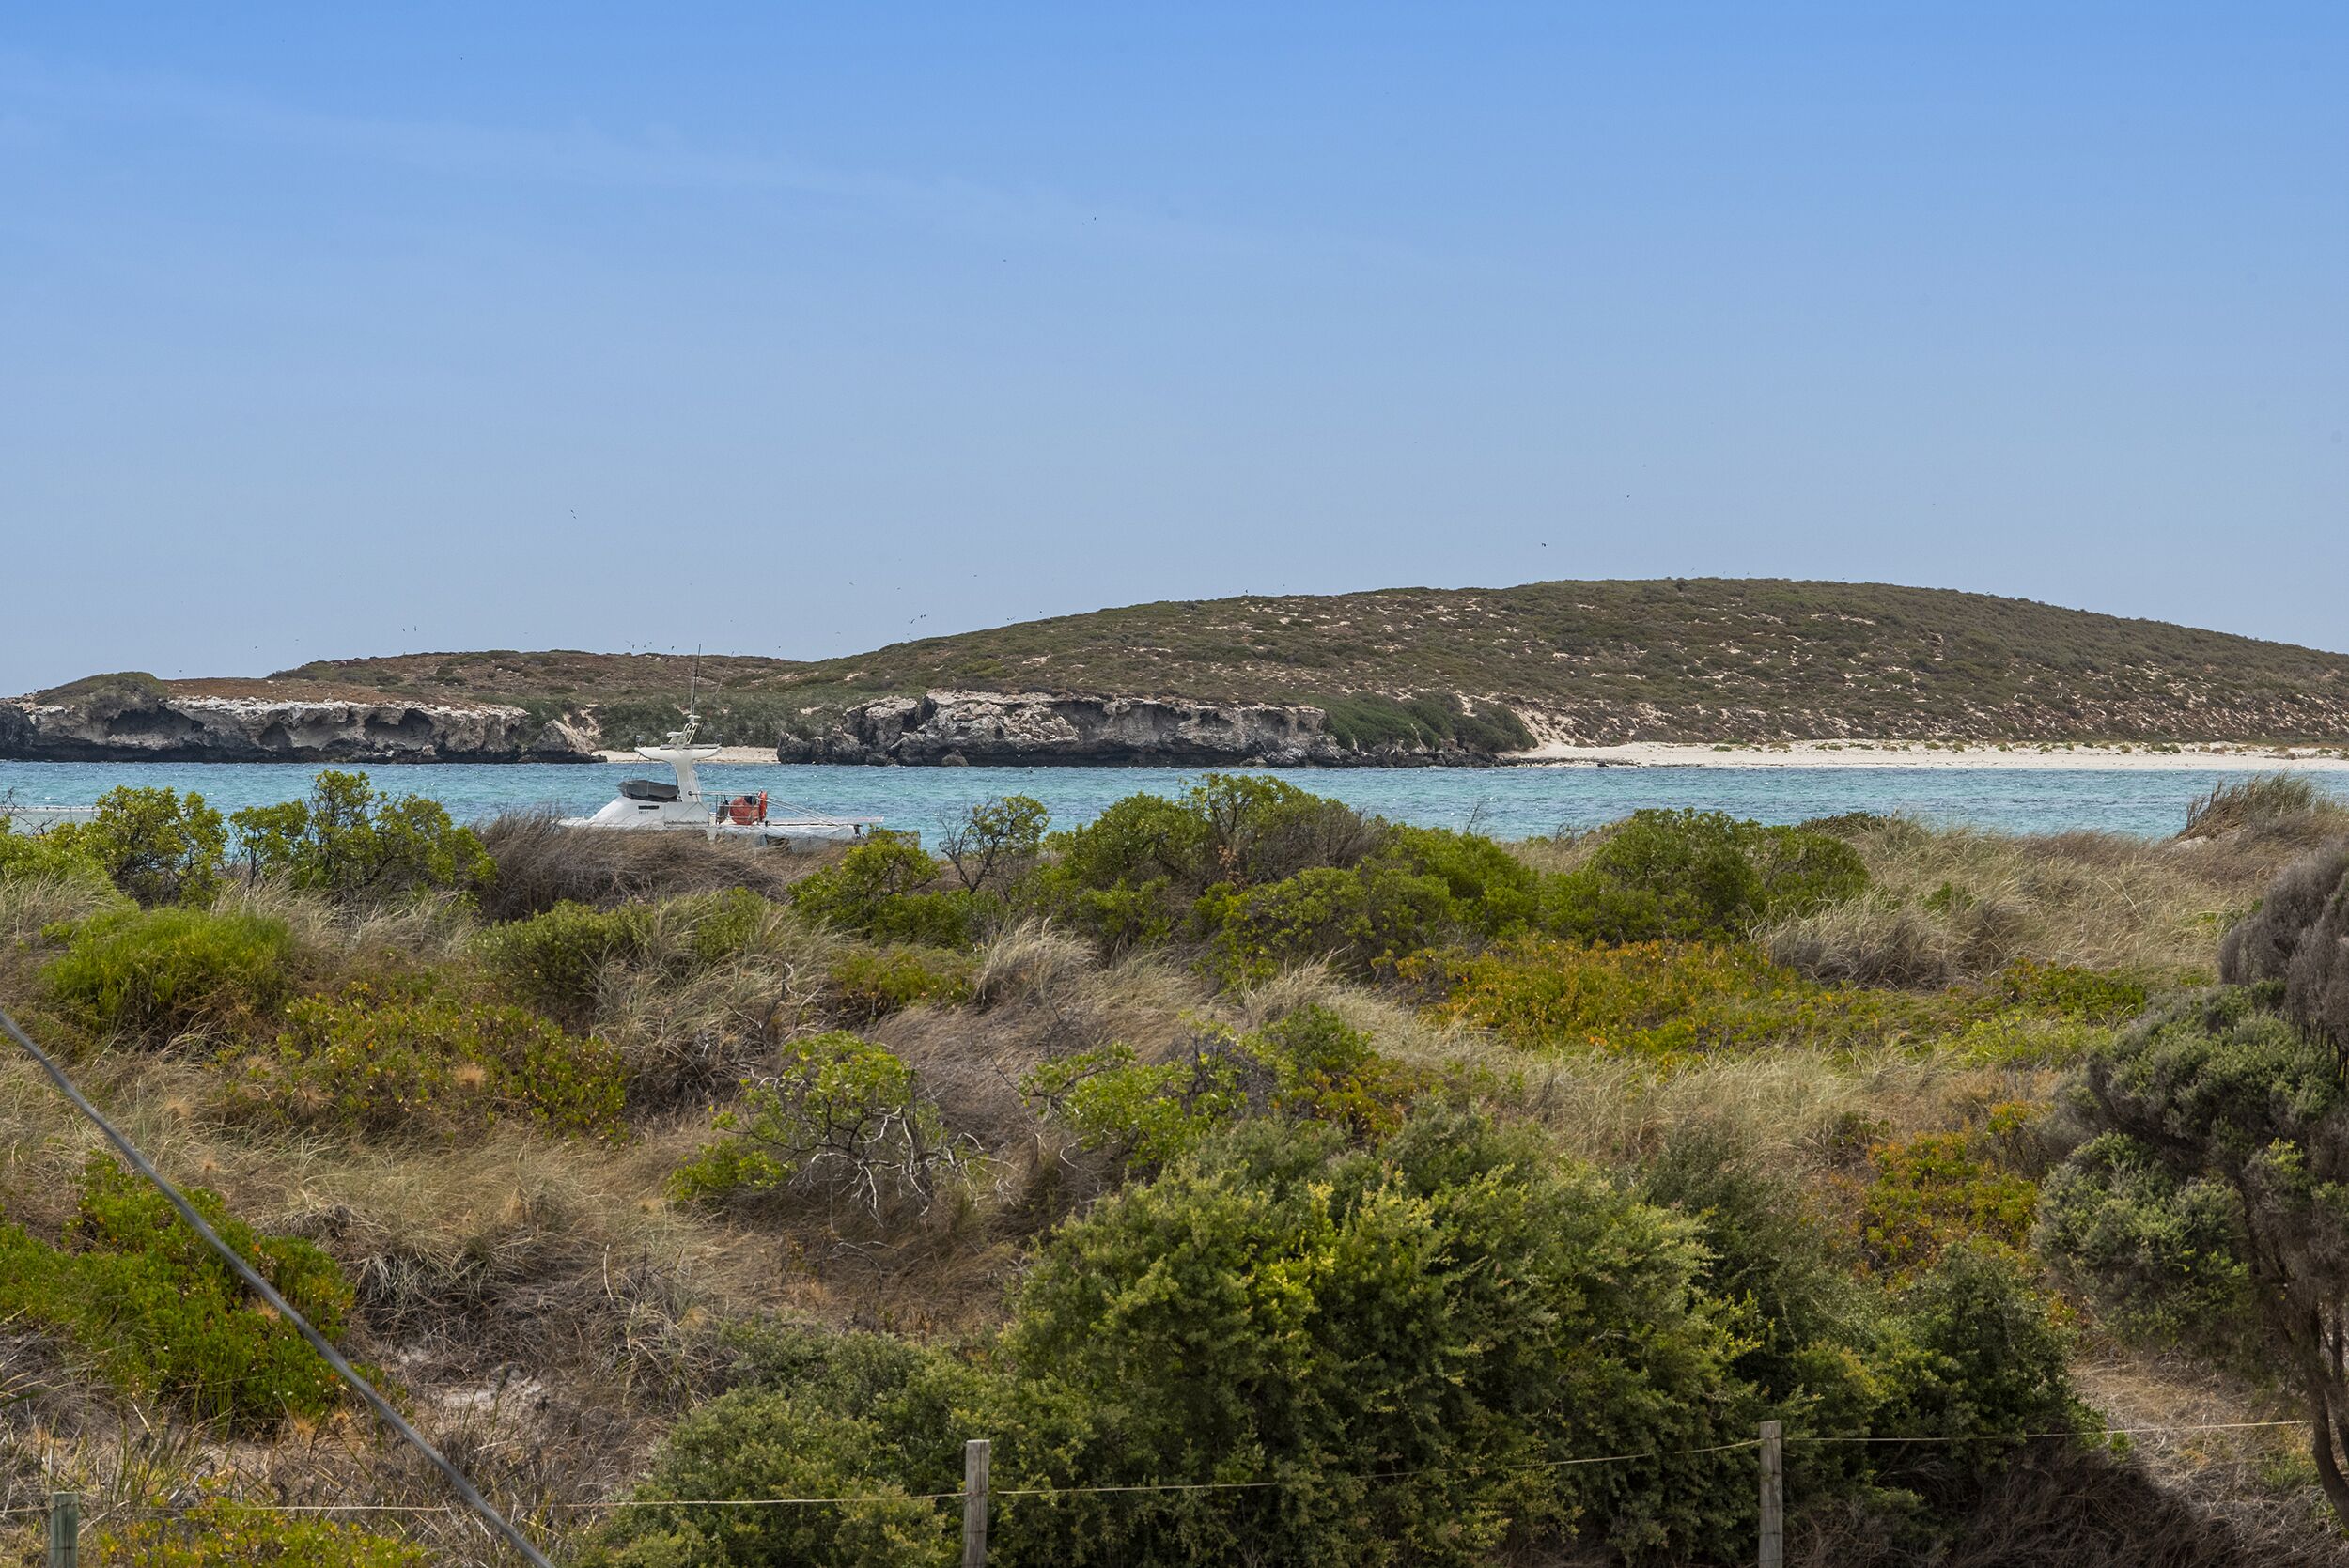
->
left=0, top=677, right=597, bottom=764
left=773, top=691, right=1504, bottom=767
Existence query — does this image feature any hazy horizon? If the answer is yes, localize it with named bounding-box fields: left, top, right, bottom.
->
left=6, top=5, right=2344, bottom=690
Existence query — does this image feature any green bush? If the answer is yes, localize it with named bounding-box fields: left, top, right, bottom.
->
left=1384, top=824, right=1540, bottom=937
left=231, top=769, right=492, bottom=905
left=0, top=1155, right=353, bottom=1434
left=828, top=945, right=975, bottom=1022
left=992, top=1111, right=1762, bottom=1565
left=938, top=795, right=1050, bottom=894
left=482, top=898, right=650, bottom=1022
left=1864, top=1245, right=2089, bottom=1500
left=1201, top=862, right=1456, bottom=983
left=0, top=815, right=111, bottom=886
left=1855, top=1115, right=2042, bottom=1280
left=1543, top=810, right=1869, bottom=944
left=96, top=1493, right=424, bottom=1566
left=579, top=1332, right=978, bottom=1568
left=791, top=832, right=976, bottom=947
left=2036, top=1131, right=2250, bottom=1349
left=43, top=906, right=297, bottom=1042
left=672, top=1032, right=963, bottom=1216
left=219, top=983, right=626, bottom=1140
left=75, top=785, right=228, bottom=907
left=1024, top=1006, right=1420, bottom=1167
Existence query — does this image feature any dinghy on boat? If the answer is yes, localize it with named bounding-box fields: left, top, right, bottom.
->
left=560, top=715, right=879, bottom=846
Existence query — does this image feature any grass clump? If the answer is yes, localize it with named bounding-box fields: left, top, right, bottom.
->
left=218, top=982, right=627, bottom=1140
left=0, top=1155, right=353, bottom=1434
left=481, top=887, right=787, bottom=1026
left=43, top=906, right=297, bottom=1043
left=2178, top=772, right=2348, bottom=843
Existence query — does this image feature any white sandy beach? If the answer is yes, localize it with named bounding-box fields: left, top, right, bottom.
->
left=1515, top=740, right=2349, bottom=770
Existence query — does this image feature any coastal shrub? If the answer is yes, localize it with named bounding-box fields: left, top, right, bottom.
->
left=1201, top=862, right=1456, bottom=983
left=827, top=944, right=974, bottom=1022
left=2039, top=986, right=2349, bottom=1523
left=790, top=831, right=976, bottom=947
left=671, top=1032, right=963, bottom=1216
left=95, top=1493, right=424, bottom=1567
left=1385, top=823, right=1540, bottom=937
left=230, top=769, right=493, bottom=906
left=1998, top=959, right=2147, bottom=1022
left=73, top=784, right=228, bottom=907
left=43, top=906, right=296, bottom=1043
left=1641, top=1125, right=1872, bottom=1431
left=0, top=1155, right=352, bottom=1434
left=993, top=1110, right=1763, bottom=1565
left=2217, top=844, right=2349, bottom=987
left=938, top=795, right=1049, bottom=895
left=578, top=1333, right=974, bottom=1568
left=1414, top=938, right=1983, bottom=1060
left=601, top=1108, right=2086, bottom=1568
left=482, top=899, right=648, bottom=1022
left=1541, top=810, right=1868, bottom=944
left=1864, top=1244, right=2088, bottom=1501
left=0, top=815, right=111, bottom=887
left=1024, top=1006, right=1420, bottom=1167
left=218, top=984, right=626, bottom=1140
left=1854, top=1113, right=2042, bottom=1280
left=2036, top=1132, right=2251, bottom=1351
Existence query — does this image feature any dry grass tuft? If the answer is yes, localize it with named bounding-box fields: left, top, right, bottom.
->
left=972, top=920, right=1095, bottom=1010
left=2178, top=772, right=2349, bottom=846
left=475, top=809, right=831, bottom=921
left=0, top=875, right=122, bottom=945
left=1760, top=822, right=2260, bottom=985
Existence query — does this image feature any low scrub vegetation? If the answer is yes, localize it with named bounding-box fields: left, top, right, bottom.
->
left=1, top=773, right=2340, bottom=1563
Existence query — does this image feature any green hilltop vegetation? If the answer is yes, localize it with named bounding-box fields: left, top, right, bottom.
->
left=10, top=771, right=2349, bottom=1562
left=276, top=578, right=2349, bottom=749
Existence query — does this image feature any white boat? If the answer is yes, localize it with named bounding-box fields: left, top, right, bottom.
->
left=560, top=715, right=880, bottom=846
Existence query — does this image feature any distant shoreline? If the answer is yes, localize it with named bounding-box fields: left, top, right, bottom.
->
left=570, top=740, right=2349, bottom=772
left=1512, top=740, right=2349, bottom=771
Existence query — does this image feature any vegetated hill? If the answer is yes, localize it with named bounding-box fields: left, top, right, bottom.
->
left=280, top=579, right=2349, bottom=749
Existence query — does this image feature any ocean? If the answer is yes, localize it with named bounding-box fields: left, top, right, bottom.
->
left=5, top=759, right=2339, bottom=841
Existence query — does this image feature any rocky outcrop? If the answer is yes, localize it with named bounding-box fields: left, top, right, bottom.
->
left=0, top=688, right=598, bottom=764
left=774, top=691, right=1503, bottom=767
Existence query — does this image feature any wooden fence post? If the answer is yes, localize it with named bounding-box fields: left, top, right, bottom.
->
left=1758, top=1420, right=1782, bottom=1568
left=47, top=1491, right=78, bottom=1568
left=962, top=1437, right=990, bottom=1568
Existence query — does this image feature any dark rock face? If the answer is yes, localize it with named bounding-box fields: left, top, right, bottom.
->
left=0, top=692, right=597, bottom=764
left=774, top=692, right=1502, bottom=767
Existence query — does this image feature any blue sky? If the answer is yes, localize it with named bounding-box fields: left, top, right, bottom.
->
left=3, top=4, right=2343, bottom=689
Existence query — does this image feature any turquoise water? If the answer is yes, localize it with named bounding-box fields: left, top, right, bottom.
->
left=5, top=760, right=2339, bottom=840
